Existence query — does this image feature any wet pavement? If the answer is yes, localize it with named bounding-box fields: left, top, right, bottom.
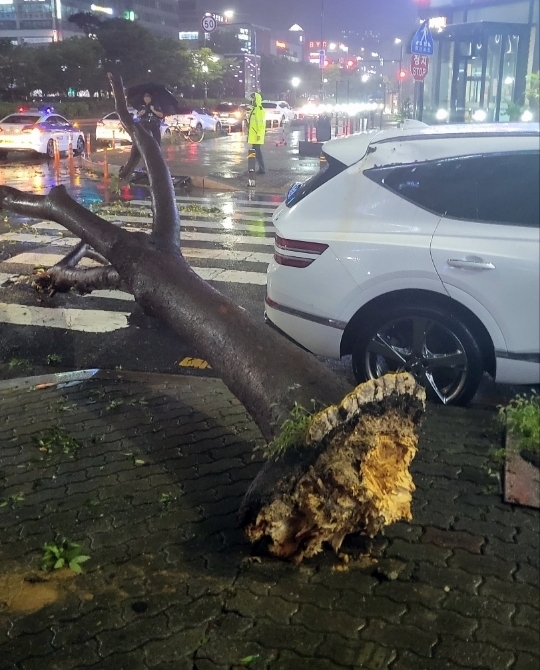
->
left=0, top=369, right=538, bottom=670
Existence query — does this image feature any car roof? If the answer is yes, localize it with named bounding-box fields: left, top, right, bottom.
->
left=323, top=122, right=540, bottom=167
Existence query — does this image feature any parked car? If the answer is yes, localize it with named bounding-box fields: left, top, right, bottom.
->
left=262, top=100, right=297, bottom=127
left=266, top=122, right=540, bottom=405
left=165, top=106, right=222, bottom=133
left=0, top=106, right=85, bottom=159
left=95, top=110, right=169, bottom=145
left=212, top=102, right=245, bottom=132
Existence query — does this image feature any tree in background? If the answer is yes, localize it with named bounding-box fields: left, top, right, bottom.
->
left=0, top=40, right=40, bottom=100
left=189, top=48, right=229, bottom=99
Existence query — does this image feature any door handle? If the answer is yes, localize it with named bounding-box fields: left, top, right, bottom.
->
left=447, top=259, right=495, bottom=270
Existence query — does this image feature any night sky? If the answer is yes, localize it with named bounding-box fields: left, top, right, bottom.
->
left=206, top=0, right=420, bottom=40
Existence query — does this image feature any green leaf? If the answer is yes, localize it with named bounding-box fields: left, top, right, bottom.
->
left=0, top=501, right=8, bottom=508
left=54, top=558, right=65, bottom=569
left=70, top=555, right=90, bottom=564
left=239, top=655, right=260, bottom=665
left=69, top=560, right=82, bottom=574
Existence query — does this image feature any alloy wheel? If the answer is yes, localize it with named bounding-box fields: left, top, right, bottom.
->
left=363, top=316, right=469, bottom=404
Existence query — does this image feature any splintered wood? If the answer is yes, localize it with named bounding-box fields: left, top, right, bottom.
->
left=244, top=373, right=426, bottom=562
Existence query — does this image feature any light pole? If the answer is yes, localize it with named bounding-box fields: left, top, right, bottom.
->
left=291, top=77, right=300, bottom=105
left=320, top=0, right=325, bottom=100
left=395, top=38, right=403, bottom=113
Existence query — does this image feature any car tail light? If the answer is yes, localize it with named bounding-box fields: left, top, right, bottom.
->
left=274, top=252, right=314, bottom=268
left=22, top=125, right=42, bottom=135
left=187, top=115, right=194, bottom=120
left=275, top=236, right=328, bottom=255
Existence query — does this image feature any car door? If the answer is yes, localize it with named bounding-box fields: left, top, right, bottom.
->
left=57, top=116, right=75, bottom=150
left=47, top=116, right=67, bottom=150
left=430, top=151, right=540, bottom=363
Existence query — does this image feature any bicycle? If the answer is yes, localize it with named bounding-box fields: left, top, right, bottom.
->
left=165, top=119, right=204, bottom=143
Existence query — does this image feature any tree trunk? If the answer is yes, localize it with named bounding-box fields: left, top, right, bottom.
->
left=0, top=74, right=426, bottom=562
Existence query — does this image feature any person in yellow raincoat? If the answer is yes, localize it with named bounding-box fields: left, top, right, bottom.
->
left=247, top=92, right=266, bottom=174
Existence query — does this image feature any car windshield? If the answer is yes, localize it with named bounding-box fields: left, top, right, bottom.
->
left=262, top=103, right=277, bottom=109
left=174, top=107, right=194, bottom=115
left=216, top=104, right=239, bottom=112
left=1, top=115, right=41, bottom=124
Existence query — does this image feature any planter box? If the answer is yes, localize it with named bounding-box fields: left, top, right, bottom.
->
left=504, top=428, right=540, bottom=509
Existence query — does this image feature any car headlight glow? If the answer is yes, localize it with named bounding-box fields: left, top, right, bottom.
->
left=521, top=109, right=534, bottom=122
left=435, top=108, right=448, bottom=121
left=472, top=109, right=487, bottom=122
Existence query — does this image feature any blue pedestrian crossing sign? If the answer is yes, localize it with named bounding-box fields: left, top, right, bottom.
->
left=411, top=21, right=434, bottom=56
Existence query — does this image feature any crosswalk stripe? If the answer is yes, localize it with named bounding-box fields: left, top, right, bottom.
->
left=0, top=233, right=272, bottom=265
left=31, top=219, right=276, bottom=235
left=0, top=273, right=17, bottom=286
left=29, top=221, right=275, bottom=246
left=0, top=302, right=130, bottom=332
left=164, top=195, right=280, bottom=210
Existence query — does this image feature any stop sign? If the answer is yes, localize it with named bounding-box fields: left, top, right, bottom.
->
left=410, top=54, right=429, bottom=82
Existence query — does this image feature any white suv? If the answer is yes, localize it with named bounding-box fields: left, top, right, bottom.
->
left=266, top=123, right=540, bottom=405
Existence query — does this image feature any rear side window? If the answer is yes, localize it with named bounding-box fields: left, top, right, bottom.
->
left=2, top=115, right=40, bottom=124
left=365, top=151, right=539, bottom=227
left=286, top=154, right=347, bottom=208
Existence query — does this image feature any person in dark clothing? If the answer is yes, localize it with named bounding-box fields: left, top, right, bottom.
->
left=137, top=92, right=164, bottom=145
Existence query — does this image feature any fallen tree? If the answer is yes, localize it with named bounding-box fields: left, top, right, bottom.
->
left=0, top=74, right=426, bottom=562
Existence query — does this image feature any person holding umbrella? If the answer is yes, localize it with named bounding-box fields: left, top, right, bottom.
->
left=247, top=92, right=266, bottom=174
left=137, top=92, right=164, bottom=146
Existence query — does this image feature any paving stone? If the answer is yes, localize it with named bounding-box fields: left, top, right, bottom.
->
left=360, top=620, right=438, bottom=657
left=443, top=591, right=515, bottom=624
left=421, top=526, right=484, bottom=554
left=143, top=627, right=207, bottom=667
left=434, top=638, right=515, bottom=669
left=291, top=603, right=365, bottom=639
left=96, top=613, right=169, bottom=657
left=334, top=593, right=407, bottom=625
left=402, top=603, right=478, bottom=640
left=243, top=621, right=323, bottom=657
left=384, top=538, right=452, bottom=566
left=480, top=576, right=540, bottom=607
left=513, top=652, right=540, bottom=670
left=270, top=651, right=339, bottom=670
left=390, top=650, right=463, bottom=670
left=20, top=640, right=100, bottom=670
left=374, top=581, right=446, bottom=608
left=515, top=563, right=540, bottom=588
left=448, top=549, right=517, bottom=580
left=413, top=564, right=482, bottom=595
left=452, top=518, right=517, bottom=542
left=514, top=604, right=540, bottom=629
left=475, top=620, right=540, bottom=654
left=225, top=589, right=298, bottom=625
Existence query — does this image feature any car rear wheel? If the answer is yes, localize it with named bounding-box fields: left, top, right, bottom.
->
left=351, top=305, right=484, bottom=406
left=75, top=136, right=85, bottom=155
left=46, top=139, right=55, bottom=159
left=215, top=121, right=222, bottom=133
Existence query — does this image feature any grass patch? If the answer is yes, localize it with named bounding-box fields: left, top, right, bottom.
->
left=260, top=403, right=315, bottom=461
left=499, top=392, right=540, bottom=453
left=41, top=539, right=90, bottom=574
left=33, top=427, right=80, bottom=455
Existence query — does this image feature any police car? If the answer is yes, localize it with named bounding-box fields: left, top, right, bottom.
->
left=0, top=106, right=85, bottom=159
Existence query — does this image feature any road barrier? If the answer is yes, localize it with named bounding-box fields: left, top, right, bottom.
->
left=86, top=133, right=91, bottom=155
left=68, top=134, right=75, bottom=179
left=103, top=146, right=109, bottom=181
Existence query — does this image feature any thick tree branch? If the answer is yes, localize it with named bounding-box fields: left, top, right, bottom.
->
left=108, top=73, right=180, bottom=252
left=0, top=185, right=128, bottom=259
left=50, top=266, right=123, bottom=293
left=57, top=241, right=88, bottom=268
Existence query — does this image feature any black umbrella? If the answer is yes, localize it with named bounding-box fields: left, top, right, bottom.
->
left=126, top=82, right=179, bottom=116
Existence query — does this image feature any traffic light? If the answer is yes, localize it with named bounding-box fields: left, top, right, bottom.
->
left=346, top=59, right=356, bottom=69
left=399, top=69, right=407, bottom=79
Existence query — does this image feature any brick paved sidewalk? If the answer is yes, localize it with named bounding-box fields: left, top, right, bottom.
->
left=0, top=371, right=538, bottom=670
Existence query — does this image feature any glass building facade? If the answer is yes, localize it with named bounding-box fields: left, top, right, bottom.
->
left=419, top=0, right=539, bottom=122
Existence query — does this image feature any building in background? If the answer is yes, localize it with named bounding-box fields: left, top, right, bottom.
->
left=419, top=0, right=539, bottom=122
left=0, top=0, right=181, bottom=44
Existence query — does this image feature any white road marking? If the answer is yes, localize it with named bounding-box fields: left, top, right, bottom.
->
left=0, top=233, right=62, bottom=244
left=4, top=252, right=100, bottom=267
left=85, top=290, right=135, bottom=301
left=0, top=273, right=18, bottom=286
left=0, top=302, right=129, bottom=332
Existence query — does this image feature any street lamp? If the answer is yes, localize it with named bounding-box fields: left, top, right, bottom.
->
left=395, top=38, right=403, bottom=113
left=224, top=9, right=234, bottom=21
left=291, top=77, right=300, bottom=105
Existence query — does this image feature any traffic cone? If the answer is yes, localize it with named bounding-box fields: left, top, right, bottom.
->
left=247, top=148, right=256, bottom=188
left=53, top=139, right=60, bottom=175
left=319, top=151, right=327, bottom=171
left=86, top=133, right=91, bottom=154
left=68, top=134, right=75, bottom=179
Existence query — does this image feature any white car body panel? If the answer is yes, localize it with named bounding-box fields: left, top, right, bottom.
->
left=431, top=218, right=540, bottom=383
left=96, top=110, right=168, bottom=143
left=262, top=101, right=295, bottom=124
left=165, top=108, right=219, bottom=132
